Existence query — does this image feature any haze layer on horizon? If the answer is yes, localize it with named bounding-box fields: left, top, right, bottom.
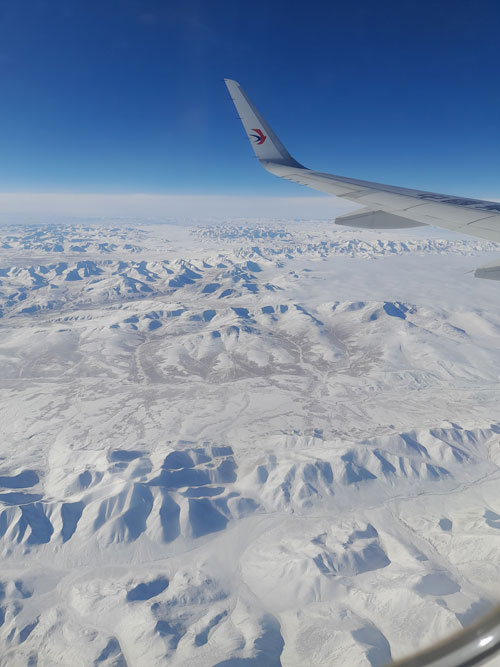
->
left=0, top=193, right=359, bottom=223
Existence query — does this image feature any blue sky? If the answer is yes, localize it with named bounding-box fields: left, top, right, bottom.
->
left=1, top=0, right=500, bottom=199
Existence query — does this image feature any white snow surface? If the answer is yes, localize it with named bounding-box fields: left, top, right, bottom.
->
left=1, top=220, right=500, bottom=666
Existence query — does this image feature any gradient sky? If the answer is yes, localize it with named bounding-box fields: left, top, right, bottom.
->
left=1, top=0, right=500, bottom=199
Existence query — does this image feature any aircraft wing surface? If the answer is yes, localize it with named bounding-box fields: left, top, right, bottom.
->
left=225, top=79, right=500, bottom=275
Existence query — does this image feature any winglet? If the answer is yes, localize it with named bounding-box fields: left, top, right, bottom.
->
left=224, top=79, right=303, bottom=168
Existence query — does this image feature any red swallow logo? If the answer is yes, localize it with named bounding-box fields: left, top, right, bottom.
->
left=250, top=128, right=267, bottom=145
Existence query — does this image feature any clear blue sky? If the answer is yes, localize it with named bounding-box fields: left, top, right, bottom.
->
left=1, top=0, right=500, bottom=198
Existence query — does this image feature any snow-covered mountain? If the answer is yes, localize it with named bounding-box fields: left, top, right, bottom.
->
left=1, top=221, right=500, bottom=666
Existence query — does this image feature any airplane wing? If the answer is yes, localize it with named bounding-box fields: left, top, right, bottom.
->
left=225, top=79, right=500, bottom=278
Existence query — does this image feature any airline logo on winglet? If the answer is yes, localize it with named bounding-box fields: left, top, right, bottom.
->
left=250, top=128, right=266, bottom=145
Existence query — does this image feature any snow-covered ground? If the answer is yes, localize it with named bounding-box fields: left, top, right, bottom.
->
left=1, top=219, right=500, bottom=666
